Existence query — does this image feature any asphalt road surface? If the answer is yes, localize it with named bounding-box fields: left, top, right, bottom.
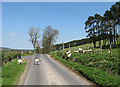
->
left=21, top=54, right=91, bottom=85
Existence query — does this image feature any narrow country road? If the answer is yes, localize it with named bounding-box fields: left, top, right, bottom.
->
left=20, top=54, right=91, bottom=85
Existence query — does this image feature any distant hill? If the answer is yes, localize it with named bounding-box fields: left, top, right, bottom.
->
left=0, top=47, right=34, bottom=52
left=0, top=47, right=11, bottom=49
left=0, top=47, right=11, bottom=51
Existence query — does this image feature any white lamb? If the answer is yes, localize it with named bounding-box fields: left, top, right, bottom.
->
left=17, top=59, right=25, bottom=65
left=88, top=49, right=93, bottom=52
left=90, top=49, right=92, bottom=52
left=74, top=50, right=79, bottom=53
left=66, top=50, right=72, bottom=59
left=83, top=50, right=87, bottom=53
left=66, top=50, right=71, bottom=54
left=108, top=50, right=111, bottom=54
left=68, top=53, right=71, bottom=58
left=79, top=48, right=83, bottom=51
left=79, top=48, right=83, bottom=53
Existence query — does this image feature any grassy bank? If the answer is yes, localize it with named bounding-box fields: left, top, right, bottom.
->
left=2, top=59, right=26, bottom=85
left=48, top=50, right=119, bottom=86
left=22, top=53, right=34, bottom=56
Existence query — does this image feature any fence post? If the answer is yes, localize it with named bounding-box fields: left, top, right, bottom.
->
left=21, top=51, right=24, bottom=55
left=69, top=43, right=70, bottom=49
left=110, top=44, right=112, bottom=56
left=63, top=41, right=64, bottom=51
left=93, top=46, right=94, bottom=53
left=87, top=46, right=88, bottom=50
left=100, top=44, right=102, bottom=54
left=29, top=51, right=31, bottom=54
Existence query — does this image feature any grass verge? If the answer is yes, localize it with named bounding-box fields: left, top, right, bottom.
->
left=22, top=53, right=34, bottom=56
left=48, top=52, right=119, bottom=86
left=2, top=59, right=26, bottom=85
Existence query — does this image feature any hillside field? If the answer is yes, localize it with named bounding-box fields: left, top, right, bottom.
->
left=49, top=42, right=119, bottom=86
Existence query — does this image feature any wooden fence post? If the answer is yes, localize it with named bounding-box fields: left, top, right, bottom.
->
left=110, top=44, right=112, bottom=56
left=69, top=43, right=70, bottom=49
left=100, top=44, right=102, bottom=54
left=93, top=46, right=94, bottom=53
left=29, top=51, right=31, bottom=54
left=21, top=51, right=24, bottom=55
left=63, top=41, right=64, bottom=51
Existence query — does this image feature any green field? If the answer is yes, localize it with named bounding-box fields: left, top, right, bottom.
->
left=63, top=39, right=119, bottom=51
left=49, top=43, right=119, bottom=86
left=2, top=59, right=26, bottom=85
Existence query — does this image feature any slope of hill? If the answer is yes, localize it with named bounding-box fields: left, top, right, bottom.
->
left=49, top=42, right=119, bottom=86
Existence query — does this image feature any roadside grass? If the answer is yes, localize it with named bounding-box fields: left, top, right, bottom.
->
left=71, top=49, right=119, bottom=76
left=49, top=51, right=119, bottom=86
left=2, top=59, right=26, bottom=85
left=22, top=53, right=34, bottom=56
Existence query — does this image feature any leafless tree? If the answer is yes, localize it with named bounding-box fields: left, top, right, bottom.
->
left=42, top=26, right=59, bottom=53
left=28, top=27, right=40, bottom=53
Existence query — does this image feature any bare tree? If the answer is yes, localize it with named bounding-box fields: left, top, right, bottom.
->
left=42, top=26, right=59, bottom=53
left=28, top=27, right=40, bottom=53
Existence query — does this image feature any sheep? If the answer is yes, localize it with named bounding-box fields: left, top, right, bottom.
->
left=65, top=50, right=72, bottom=60
left=83, top=50, right=87, bottom=53
left=34, top=58, right=41, bottom=65
left=67, top=52, right=71, bottom=58
left=66, top=50, right=71, bottom=54
left=79, top=48, right=83, bottom=53
left=88, top=49, right=93, bottom=52
left=17, top=59, right=25, bottom=65
left=17, top=60, right=22, bottom=65
left=74, top=50, right=79, bottom=53
left=108, top=50, right=111, bottom=54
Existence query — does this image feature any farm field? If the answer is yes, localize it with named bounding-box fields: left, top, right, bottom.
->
left=48, top=43, right=119, bottom=86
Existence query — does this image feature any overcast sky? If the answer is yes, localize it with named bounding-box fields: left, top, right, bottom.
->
left=2, top=2, right=115, bottom=49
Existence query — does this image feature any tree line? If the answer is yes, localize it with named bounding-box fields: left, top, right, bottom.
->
left=29, top=2, right=120, bottom=53
left=53, top=2, right=120, bottom=50
left=85, top=2, right=120, bottom=48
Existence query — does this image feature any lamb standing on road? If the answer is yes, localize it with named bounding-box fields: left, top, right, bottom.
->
left=34, top=58, right=41, bottom=65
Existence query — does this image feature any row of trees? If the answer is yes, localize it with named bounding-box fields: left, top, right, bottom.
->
left=28, top=26, right=59, bottom=53
left=54, top=38, right=93, bottom=50
left=28, top=2, right=120, bottom=52
left=53, top=2, right=120, bottom=51
left=85, top=2, right=120, bottom=48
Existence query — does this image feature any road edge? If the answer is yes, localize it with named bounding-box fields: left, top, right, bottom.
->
left=46, top=54, right=97, bottom=86
left=18, top=57, right=31, bottom=85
